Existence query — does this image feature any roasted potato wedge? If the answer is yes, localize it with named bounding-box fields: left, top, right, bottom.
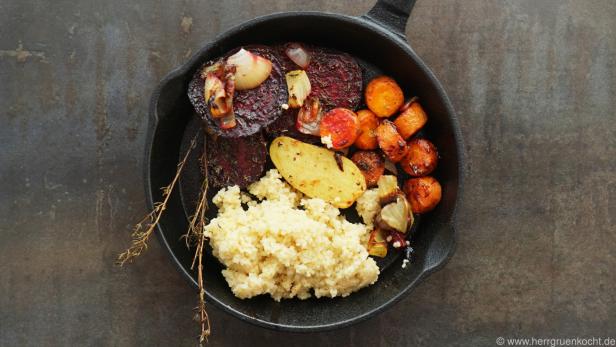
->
left=319, top=108, right=360, bottom=150
left=376, top=120, right=408, bottom=162
left=394, top=100, right=427, bottom=139
left=403, top=176, right=442, bottom=213
left=365, top=76, right=404, bottom=117
left=270, top=136, right=366, bottom=208
left=351, top=151, right=385, bottom=187
left=400, top=138, right=438, bottom=176
left=355, top=109, right=380, bottom=150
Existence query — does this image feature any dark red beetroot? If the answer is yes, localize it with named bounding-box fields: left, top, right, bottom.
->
left=276, top=44, right=363, bottom=111
left=188, top=46, right=287, bottom=138
left=265, top=44, right=362, bottom=141
left=205, top=131, right=267, bottom=188
left=307, top=48, right=362, bottom=110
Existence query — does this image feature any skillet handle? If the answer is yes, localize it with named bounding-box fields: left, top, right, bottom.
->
left=364, top=0, right=416, bottom=38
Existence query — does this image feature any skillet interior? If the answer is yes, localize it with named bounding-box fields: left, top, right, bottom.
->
left=147, top=12, right=462, bottom=331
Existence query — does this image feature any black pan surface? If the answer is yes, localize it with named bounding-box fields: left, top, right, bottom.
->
left=146, top=0, right=464, bottom=331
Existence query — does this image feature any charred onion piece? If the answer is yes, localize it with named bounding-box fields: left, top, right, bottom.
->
left=286, top=70, right=311, bottom=108
left=296, top=97, right=323, bottom=135
left=227, top=48, right=273, bottom=90
left=334, top=152, right=345, bottom=172
left=367, top=229, right=388, bottom=258
left=377, top=175, right=401, bottom=205
left=376, top=194, right=413, bottom=234
left=203, top=62, right=236, bottom=128
left=383, top=159, right=398, bottom=175
left=285, top=42, right=311, bottom=68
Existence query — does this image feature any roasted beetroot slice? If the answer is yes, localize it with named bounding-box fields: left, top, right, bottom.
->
left=206, top=132, right=267, bottom=188
left=275, top=44, right=362, bottom=111
left=307, top=48, right=362, bottom=110
left=188, top=46, right=287, bottom=137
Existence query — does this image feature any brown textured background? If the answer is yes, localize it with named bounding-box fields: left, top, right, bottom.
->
left=1, top=0, right=615, bottom=346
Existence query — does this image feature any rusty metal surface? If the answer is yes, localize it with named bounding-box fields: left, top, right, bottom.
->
left=1, top=0, right=615, bottom=346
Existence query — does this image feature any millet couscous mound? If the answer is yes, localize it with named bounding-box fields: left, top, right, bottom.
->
left=204, top=169, right=379, bottom=301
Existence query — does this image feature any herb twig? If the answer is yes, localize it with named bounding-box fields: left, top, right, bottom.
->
left=183, top=141, right=211, bottom=344
left=118, top=130, right=212, bottom=344
left=194, top=227, right=211, bottom=344
left=116, top=134, right=198, bottom=266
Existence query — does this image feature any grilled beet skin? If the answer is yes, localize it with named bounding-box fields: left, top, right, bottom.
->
left=205, top=132, right=267, bottom=188
left=188, top=46, right=287, bottom=138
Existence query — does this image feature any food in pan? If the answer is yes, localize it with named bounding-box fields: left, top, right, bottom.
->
left=365, top=76, right=404, bottom=117
left=400, top=138, right=438, bottom=177
left=404, top=176, right=442, bottom=214
left=269, top=136, right=366, bottom=208
left=351, top=150, right=385, bottom=187
left=206, top=132, right=267, bottom=188
left=120, top=41, right=444, bottom=340
left=355, top=109, right=380, bottom=150
left=376, top=120, right=408, bottom=163
left=187, top=43, right=443, bottom=291
left=394, top=98, right=427, bottom=139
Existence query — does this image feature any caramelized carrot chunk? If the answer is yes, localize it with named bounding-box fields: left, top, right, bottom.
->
left=403, top=176, right=442, bottom=213
left=394, top=100, right=427, bottom=139
left=365, top=76, right=404, bottom=117
left=400, top=138, right=438, bottom=176
left=351, top=151, right=385, bottom=187
left=355, top=109, right=380, bottom=150
left=376, top=120, right=407, bottom=162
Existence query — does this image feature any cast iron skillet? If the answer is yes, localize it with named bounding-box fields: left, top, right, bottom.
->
left=145, top=0, right=464, bottom=332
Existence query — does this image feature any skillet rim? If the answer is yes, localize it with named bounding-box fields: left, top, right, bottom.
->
left=145, top=10, right=465, bottom=332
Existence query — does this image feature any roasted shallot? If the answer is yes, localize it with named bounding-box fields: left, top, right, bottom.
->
left=227, top=48, right=273, bottom=90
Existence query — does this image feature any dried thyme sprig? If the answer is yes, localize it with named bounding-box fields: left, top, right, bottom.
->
left=116, top=134, right=198, bottom=266
left=194, top=227, right=211, bottom=344
left=118, top=131, right=213, bottom=344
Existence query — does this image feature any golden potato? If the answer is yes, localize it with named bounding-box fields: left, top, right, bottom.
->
left=270, top=136, right=366, bottom=208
